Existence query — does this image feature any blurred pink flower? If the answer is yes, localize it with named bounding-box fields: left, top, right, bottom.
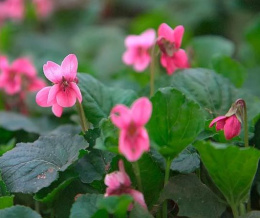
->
left=122, top=29, right=156, bottom=72
left=105, top=160, right=147, bottom=210
left=6, top=0, right=24, bottom=21
left=36, top=54, right=82, bottom=117
left=110, top=97, right=152, bottom=162
left=209, top=114, right=241, bottom=140
left=0, top=56, right=45, bottom=95
left=157, top=23, right=189, bottom=75
left=33, top=0, right=53, bottom=18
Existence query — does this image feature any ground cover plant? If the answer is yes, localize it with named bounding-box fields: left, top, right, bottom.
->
left=1, top=0, right=260, bottom=217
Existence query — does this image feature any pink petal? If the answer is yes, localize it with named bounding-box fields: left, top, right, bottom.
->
left=139, top=29, right=156, bottom=48
left=173, top=49, right=190, bottom=68
left=131, top=97, right=152, bottom=126
left=5, top=74, right=21, bottom=95
left=122, top=50, right=136, bottom=65
left=28, top=78, right=46, bottom=91
left=158, top=23, right=173, bottom=42
left=173, top=25, right=184, bottom=49
left=11, top=57, right=37, bottom=77
left=70, top=82, right=82, bottom=103
left=43, top=61, right=62, bottom=83
left=119, top=128, right=149, bottom=162
left=0, top=56, right=8, bottom=70
left=128, top=189, right=147, bottom=209
left=209, top=116, right=227, bottom=128
left=61, top=54, right=78, bottom=82
left=125, top=35, right=139, bottom=48
left=36, top=86, right=52, bottom=107
left=56, top=87, right=77, bottom=107
left=160, top=55, right=177, bottom=75
left=111, top=105, right=132, bottom=129
left=52, top=103, right=63, bottom=117
left=224, top=115, right=241, bottom=140
left=47, top=84, right=60, bottom=104
left=133, top=53, right=150, bottom=72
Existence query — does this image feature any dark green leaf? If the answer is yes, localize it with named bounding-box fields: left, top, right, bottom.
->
left=0, top=134, right=88, bottom=193
left=211, top=55, right=247, bottom=88
left=147, top=87, right=205, bottom=158
left=159, top=174, right=226, bottom=218
left=76, top=149, right=115, bottom=183
left=171, top=146, right=200, bottom=173
left=0, top=205, right=41, bottom=218
left=194, top=141, right=260, bottom=207
left=78, top=73, right=137, bottom=127
left=188, top=36, right=234, bottom=67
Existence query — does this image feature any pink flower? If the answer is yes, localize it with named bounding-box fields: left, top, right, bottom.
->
left=0, top=56, right=45, bottom=95
left=122, top=29, right=156, bottom=72
left=33, top=0, right=53, bottom=18
left=110, top=97, right=152, bottom=162
left=36, top=54, right=82, bottom=117
left=6, top=0, right=24, bottom=21
left=105, top=160, right=147, bottom=210
left=157, top=23, right=189, bottom=75
left=209, top=114, right=241, bottom=140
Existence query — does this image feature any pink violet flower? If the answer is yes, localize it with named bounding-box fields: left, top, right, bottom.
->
left=209, top=114, right=241, bottom=140
left=6, top=0, right=24, bottom=21
left=105, top=160, right=147, bottom=210
left=122, top=29, right=156, bottom=72
left=110, top=97, right=152, bottom=162
left=36, top=54, right=82, bottom=117
left=0, top=56, right=45, bottom=95
left=157, top=23, right=189, bottom=75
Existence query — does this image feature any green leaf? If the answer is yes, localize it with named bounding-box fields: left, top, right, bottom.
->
left=0, top=134, right=88, bottom=193
left=171, top=146, right=200, bottom=173
left=0, top=196, right=14, bottom=209
left=78, top=73, right=137, bottom=127
left=241, top=211, right=260, bottom=218
left=188, top=36, right=234, bottom=67
left=94, top=118, right=119, bottom=153
left=34, top=170, right=78, bottom=203
left=70, top=194, right=104, bottom=218
left=147, top=87, right=205, bottom=158
left=76, top=149, right=115, bottom=184
left=211, top=55, right=247, bottom=88
left=97, top=195, right=133, bottom=217
left=0, top=170, right=9, bottom=196
left=129, top=202, right=153, bottom=218
left=159, top=174, right=226, bottom=218
left=0, top=205, right=41, bottom=218
left=194, top=141, right=260, bottom=207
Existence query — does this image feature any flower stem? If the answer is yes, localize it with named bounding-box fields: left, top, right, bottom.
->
left=230, top=203, right=239, bottom=218
left=239, top=203, right=246, bottom=216
left=149, top=44, right=156, bottom=97
left=132, top=161, right=143, bottom=192
left=76, top=100, right=88, bottom=133
left=162, top=157, right=172, bottom=218
left=243, top=102, right=249, bottom=147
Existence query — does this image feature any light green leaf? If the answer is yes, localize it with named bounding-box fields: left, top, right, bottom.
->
left=0, top=134, right=88, bottom=193
left=0, top=195, right=14, bottom=209
left=147, top=87, right=205, bottom=158
left=194, top=141, right=260, bottom=207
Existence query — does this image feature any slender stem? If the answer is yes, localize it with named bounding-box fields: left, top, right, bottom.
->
left=149, top=44, right=156, bottom=97
left=230, top=203, right=239, bottom=218
left=34, top=200, right=40, bottom=214
left=76, top=100, right=88, bottom=133
left=239, top=203, right=246, bottom=216
left=243, top=102, right=249, bottom=147
left=132, top=161, right=143, bottom=192
left=162, top=157, right=172, bottom=218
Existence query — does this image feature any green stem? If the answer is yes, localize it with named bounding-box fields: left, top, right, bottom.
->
left=34, top=200, right=40, bottom=214
left=243, top=102, right=249, bottom=147
left=239, top=203, right=246, bottom=216
left=76, top=100, right=88, bottom=133
left=162, top=157, right=172, bottom=218
left=230, top=203, right=239, bottom=218
left=149, top=44, right=156, bottom=97
left=132, top=161, right=143, bottom=192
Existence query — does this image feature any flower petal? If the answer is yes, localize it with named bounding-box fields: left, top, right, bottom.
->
left=160, top=55, right=177, bottom=75
left=61, top=54, right=78, bottom=81
left=70, top=82, right=82, bottom=103
left=43, top=61, right=62, bottom=83
left=158, top=23, right=173, bottom=42
left=131, top=97, right=152, bottom=126
left=209, top=116, right=227, bottom=128
left=224, top=115, right=241, bottom=140
left=28, top=78, right=46, bottom=92
left=139, top=29, right=156, bottom=47
left=56, top=87, right=77, bottom=107
left=125, top=35, right=139, bottom=48
left=111, top=105, right=131, bottom=129
left=122, top=50, right=136, bottom=65
left=173, top=49, right=190, bottom=68
left=133, top=53, right=150, bottom=72
left=0, top=56, right=8, bottom=70
left=47, top=84, right=60, bottom=105
left=128, top=189, right=147, bottom=209
left=36, top=86, right=52, bottom=107
left=52, top=103, right=63, bottom=117
left=173, top=25, right=184, bottom=49
left=12, top=57, right=37, bottom=77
